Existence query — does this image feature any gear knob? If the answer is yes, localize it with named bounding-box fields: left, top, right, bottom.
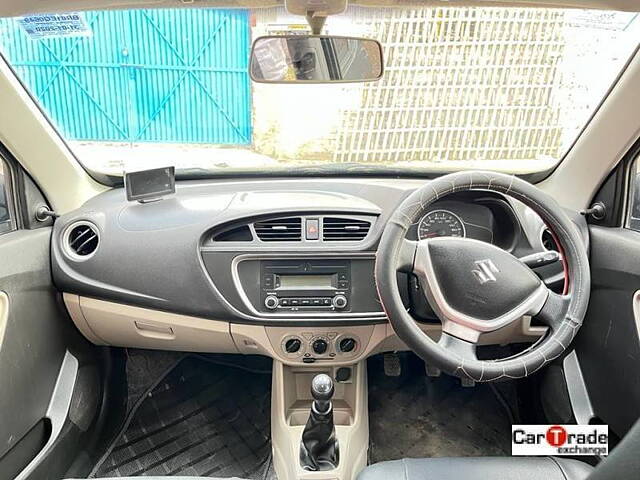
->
left=311, top=374, right=334, bottom=403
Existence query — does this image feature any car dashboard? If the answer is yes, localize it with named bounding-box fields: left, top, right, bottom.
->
left=53, top=177, right=563, bottom=364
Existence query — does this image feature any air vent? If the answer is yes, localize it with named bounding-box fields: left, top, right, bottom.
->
left=323, top=217, right=371, bottom=241
left=212, top=225, right=253, bottom=242
left=65, top=221, right=99, bottom=259
left=541, top=227, right=559, bottom=252
left=254, top=217, right=302, bottom=242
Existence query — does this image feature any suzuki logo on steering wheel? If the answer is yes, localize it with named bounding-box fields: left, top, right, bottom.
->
left=472, top=259, right=499, bottom=284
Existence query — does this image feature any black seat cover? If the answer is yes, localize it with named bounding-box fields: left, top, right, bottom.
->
left=357, top=457, right=593, bottom=480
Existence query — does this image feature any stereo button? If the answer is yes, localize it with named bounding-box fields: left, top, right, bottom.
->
left=332, top=295, right=348, bottom=309
left=264, top=296, right=279, bottom=310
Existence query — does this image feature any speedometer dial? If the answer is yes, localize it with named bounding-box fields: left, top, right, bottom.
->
left=418, top=210, right=466, bottom=240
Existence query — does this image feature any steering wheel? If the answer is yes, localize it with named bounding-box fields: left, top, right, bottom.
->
left=375, top=171, right=590, bottom=382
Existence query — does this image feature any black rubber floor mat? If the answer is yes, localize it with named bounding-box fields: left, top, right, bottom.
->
left=92, top=355, right=274, bottom=479
left=367, top=355, right=512, bottom=462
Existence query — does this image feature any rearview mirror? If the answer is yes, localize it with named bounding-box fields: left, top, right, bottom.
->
left=250, top=35, right=383, bottom=83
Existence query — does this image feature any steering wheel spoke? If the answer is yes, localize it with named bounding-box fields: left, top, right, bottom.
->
left=396, top=238, right=417, bottom=273
left=437, top=332, right=478, bottom=362
left=533, top=289, right=570, bottom=331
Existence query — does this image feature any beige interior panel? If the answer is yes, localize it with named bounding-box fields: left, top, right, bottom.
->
left=65, top=294, right=238, bottom=353
left=271, top=359, right=369, bottom=480
left=230, top=322, right=280, bottom=358
left=234, top=318, right=545, bottom=366
left=262, top=324, right=387, bottom=366
left=0, top=291, right=8, bottom=349
left=63, top=293, right=107, bottom=345
left=65, top=295, right=546, bottom=359
left=372, top=317, right=546, bottom=356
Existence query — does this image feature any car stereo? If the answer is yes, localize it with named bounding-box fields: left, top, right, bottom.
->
left=260, top=259, right=350, bottom=312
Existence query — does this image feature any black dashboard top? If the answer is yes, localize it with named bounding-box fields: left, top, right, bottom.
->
left=51, top=177, right=561, bottom=326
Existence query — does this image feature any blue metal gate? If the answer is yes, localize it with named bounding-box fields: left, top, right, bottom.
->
left=0, top=9, right=252, bottom=144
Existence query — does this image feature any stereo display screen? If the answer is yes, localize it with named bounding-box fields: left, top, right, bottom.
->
left=278, top=274, right=334, bottom=289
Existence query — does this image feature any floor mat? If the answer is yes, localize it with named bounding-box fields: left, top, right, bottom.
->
left=368, top=354, right=512, bottom=462
left=92, top=355, right=274, bottom=479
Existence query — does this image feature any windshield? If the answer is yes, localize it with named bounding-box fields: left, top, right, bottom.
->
left=1, top=7, right=639, bottom=178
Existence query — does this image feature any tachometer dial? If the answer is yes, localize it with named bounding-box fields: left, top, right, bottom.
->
left=418, top=210, right=466, bottom=239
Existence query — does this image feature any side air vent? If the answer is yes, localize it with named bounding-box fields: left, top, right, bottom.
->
left=254, top=217, right=302, bottom=242
left=65, top=221, right=100, bottom=259
left=323, top=217, right=371, bottom=241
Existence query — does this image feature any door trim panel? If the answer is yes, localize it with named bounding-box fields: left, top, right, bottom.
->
left=14, top=351, right=78, bottom=480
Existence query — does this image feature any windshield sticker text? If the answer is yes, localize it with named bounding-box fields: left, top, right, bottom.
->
left=17, top=13, right=92, bottom=39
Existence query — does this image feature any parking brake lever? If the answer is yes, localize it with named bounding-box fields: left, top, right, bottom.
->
left=519, top=250, right=560, bottom=268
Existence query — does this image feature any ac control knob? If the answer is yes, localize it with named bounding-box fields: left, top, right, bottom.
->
left=332, top=295, right=348, bottom=309
left=284, top=338, right=302, bottom=353
left=312, top=339, right=328, bottom=355
left=339, top=337, right=357, bottom=353
left=264, top=295, right=279, bottom=310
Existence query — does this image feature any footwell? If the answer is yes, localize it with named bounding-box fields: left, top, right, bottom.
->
left=367, top=354, right=513, bottom=462
left=91, top=355, right=274, bottom=479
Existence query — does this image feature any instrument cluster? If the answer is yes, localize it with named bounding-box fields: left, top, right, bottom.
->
left=409, top=193, right=518, bottom=251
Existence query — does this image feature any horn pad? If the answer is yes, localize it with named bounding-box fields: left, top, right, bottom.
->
left=417, top=237, right=542, bottom=321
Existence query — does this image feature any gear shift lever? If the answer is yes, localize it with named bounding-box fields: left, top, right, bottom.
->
left=300, top=374, right=339, bottom=471
left=311, top=373, right=334, bottom=413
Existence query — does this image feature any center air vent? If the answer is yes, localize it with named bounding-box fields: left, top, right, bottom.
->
left=254, top=217, right=302, bottom=242
left=323, top=217, right=371, bottom=241
left=65, top=221, right=100, bottom=259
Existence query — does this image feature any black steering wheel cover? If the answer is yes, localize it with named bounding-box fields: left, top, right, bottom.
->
left=375, top=171, right=590, bottom=381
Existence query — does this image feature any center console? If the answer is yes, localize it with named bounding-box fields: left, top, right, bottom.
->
left=271, top=360, right=369, bottom=480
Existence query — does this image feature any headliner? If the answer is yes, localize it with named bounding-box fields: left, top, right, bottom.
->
left=1, top=0, right=640, bottom=18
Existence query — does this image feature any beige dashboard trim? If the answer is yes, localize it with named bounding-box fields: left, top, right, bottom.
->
left=63, top=293, right=106, bottom=345
left=64, top=294, right=546, bottom=361
left=63, top=294, right=238, bottom=353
